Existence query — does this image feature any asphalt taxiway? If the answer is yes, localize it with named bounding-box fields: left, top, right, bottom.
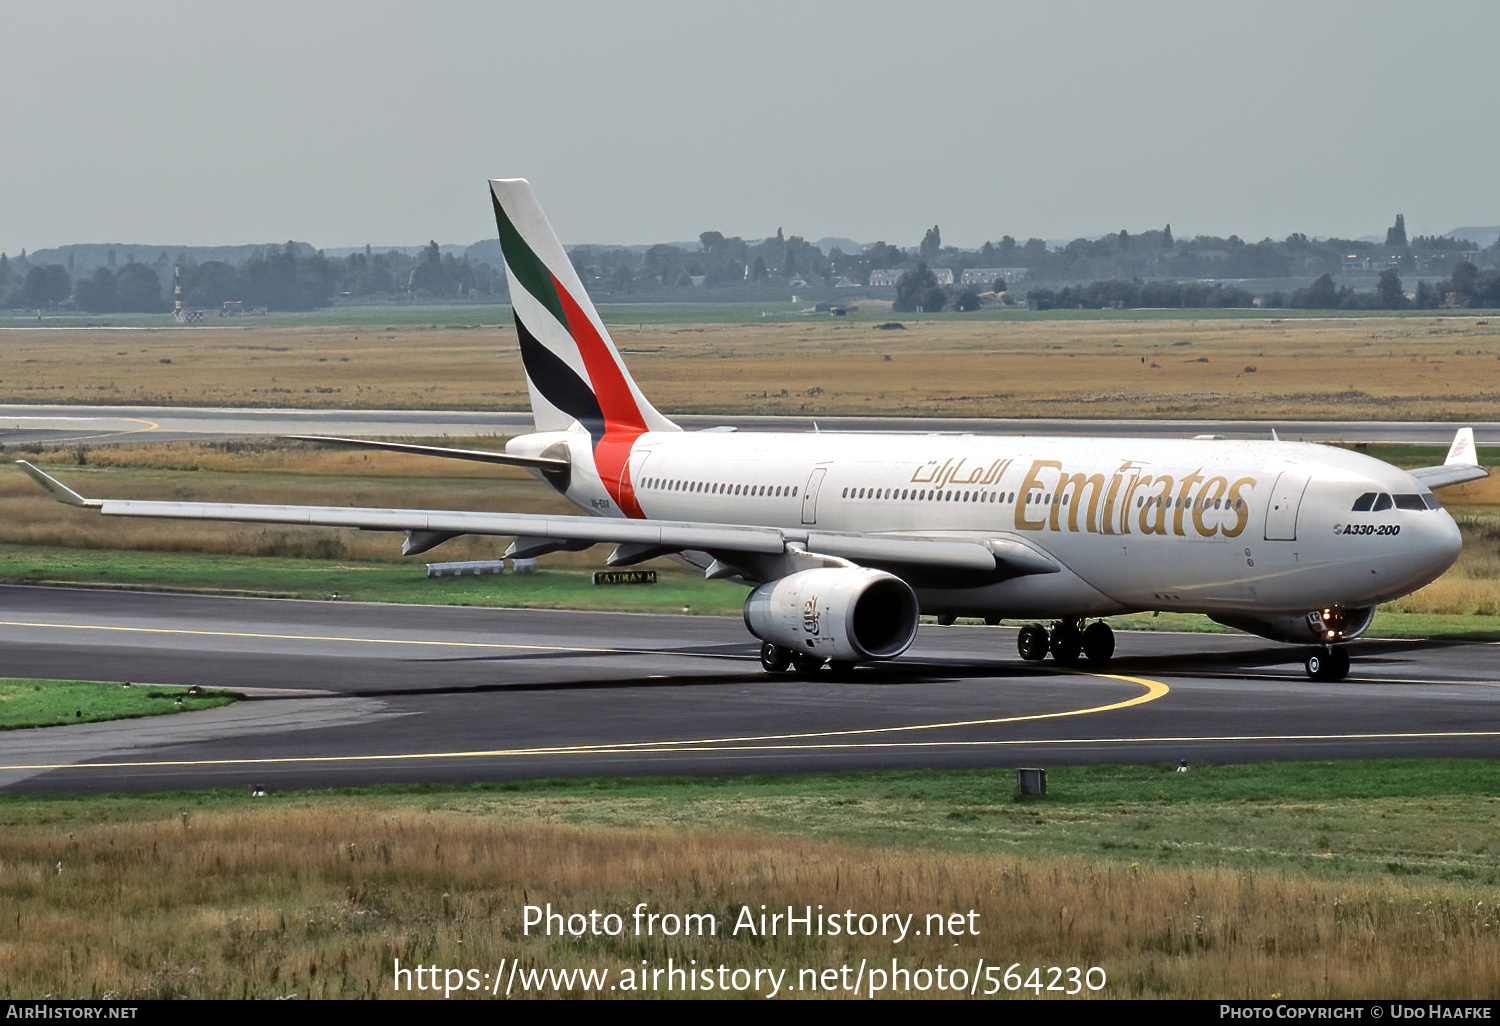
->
left=2, top=585, right=1497, bottom=795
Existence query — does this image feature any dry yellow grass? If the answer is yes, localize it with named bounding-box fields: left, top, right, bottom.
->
left=3, top=315, right=1499, bottom=419
left=3, top=805, right=1498, bottom=999
left=0, top=441, right=574, bottom=564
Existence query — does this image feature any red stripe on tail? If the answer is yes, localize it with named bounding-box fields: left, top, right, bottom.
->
left=551, top=275, right=647, bottom=518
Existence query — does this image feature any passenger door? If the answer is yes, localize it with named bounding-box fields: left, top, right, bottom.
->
left=801, top=466, right=828, bottom=525
left=1264, top=470, right=1311, bottom=541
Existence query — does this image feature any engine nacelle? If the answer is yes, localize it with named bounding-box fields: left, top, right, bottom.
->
left=743, top=567, right=919, bottom=663
left=1209, top=605, right=1376, bottom=645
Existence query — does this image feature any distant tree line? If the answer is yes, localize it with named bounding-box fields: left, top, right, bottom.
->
left=1022, top=263, right=1500, bottom=312
left=565, top=214, right=1498, bottom=298
left=4, top=213, right=1498, bottom=313
left=565, top=227, right=885, bottom=294
left=1027, top=279, right=1256, bottom=310
left=0, top=240, right=506, bottom=313
left=1281, top=264, right=1500, bottom=310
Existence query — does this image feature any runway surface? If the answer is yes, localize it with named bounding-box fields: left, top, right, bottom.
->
left=1, top=403, right=1494, bottom=447
left=2, top=585, right=1498, bottom=795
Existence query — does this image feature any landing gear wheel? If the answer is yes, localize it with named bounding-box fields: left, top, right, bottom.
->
left=1018, top=625, right=1049, bottom=663
left=1081, top=621, right=1115, bottom=666
left=791, top=652, right=827, bottom=677
left=1049, top=621, right=1083, bottom=665
left=1305, top=647, right=1350, bottom=682
left=827, top=660, right=857, bottom=679
left=760, top=642, right=791, bottom=673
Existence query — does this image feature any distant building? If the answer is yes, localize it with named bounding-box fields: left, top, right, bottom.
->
left=870, top=267, right=953, bottom=286
left=1341, top=254, right=1395, bottom=274
left=1415, top=251, right=1479, bottom=275
left=961, top=267, right=1029, bottom=286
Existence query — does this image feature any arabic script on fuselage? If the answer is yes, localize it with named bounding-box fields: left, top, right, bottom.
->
left=909, top=457, right=1257, bottom=538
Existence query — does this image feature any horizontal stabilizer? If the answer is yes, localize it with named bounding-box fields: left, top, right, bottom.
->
left=286, top=435, right=569, bottom=470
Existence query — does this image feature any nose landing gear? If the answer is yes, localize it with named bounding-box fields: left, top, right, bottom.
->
left=1305, top=646, right=1350, bottom=682
left=1017, top=619, right=1115, bottom=667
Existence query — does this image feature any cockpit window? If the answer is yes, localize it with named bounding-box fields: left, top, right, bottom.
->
left=1352, top=491, right=1435, bottom=512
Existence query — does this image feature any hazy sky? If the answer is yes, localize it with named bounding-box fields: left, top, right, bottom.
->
left=3, top=0, right=1496, bottom=254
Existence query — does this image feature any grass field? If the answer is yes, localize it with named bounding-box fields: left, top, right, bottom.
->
left=3, top=309, right=1500, bottom=419
left=4, top=762, right=1500, bottom=999
left=0, top=545, right=749, bottom=614
left=0, top=678, right=237, bottom=729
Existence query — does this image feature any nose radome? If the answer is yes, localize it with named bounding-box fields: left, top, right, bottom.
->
left=1405, top=511, right=1463, bottom=589
left=1431, top=511, right=1463, bottom=569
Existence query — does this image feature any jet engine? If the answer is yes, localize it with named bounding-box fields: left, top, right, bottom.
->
left=1209, top=605, right=1376, bottom=645
left=743, top=567, right=920, bottom=663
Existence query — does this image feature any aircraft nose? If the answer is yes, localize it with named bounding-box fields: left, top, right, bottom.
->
left=1362, top=507, right=1461, bottom=604
left=1409, top=509, right=1463, bottom=585
left=1429, top=510, right=1463, bottom=569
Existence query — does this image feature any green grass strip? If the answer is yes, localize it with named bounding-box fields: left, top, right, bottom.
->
left=0, top=677, right=238, bottom=729
left=0, top=544, right=749, bottom=615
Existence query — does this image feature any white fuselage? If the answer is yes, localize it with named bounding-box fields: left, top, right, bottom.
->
left=510, top=429, right=1462, bottom=620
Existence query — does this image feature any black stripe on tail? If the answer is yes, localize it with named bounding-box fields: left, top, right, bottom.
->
left=515, top=312, right=604, bottom=442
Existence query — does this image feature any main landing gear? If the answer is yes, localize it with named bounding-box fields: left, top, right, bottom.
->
left=1304, top=646, right=1350, bottom=682
left=760, top=643, right=855, bottom=679
left=1018, top=618, right=1114, bottom=668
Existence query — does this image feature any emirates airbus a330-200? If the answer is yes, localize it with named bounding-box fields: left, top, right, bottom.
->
left=19, top=179, right=1487, bottom=682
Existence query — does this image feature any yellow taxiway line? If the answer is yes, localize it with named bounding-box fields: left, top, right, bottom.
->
left=0, top=673, right=1170, bottom=773
left=11, top=727, right=1500, bottom=775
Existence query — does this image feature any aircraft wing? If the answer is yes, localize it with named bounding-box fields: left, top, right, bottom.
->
left=1409, top=428, right=1488, bottom=489
left=15, top=461, right=1054, bottom=578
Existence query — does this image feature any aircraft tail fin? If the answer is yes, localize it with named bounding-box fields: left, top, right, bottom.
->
left=490, top=178, right=679, bottom=437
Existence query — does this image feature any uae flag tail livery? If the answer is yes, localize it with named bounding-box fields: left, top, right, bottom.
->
left=489, top=178, right=680, bottom=519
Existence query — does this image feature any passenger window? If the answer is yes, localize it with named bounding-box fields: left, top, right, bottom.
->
left=1371, top=493, right=1393, bottom=512
left=1351, top=493, right=1376, bottom=512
